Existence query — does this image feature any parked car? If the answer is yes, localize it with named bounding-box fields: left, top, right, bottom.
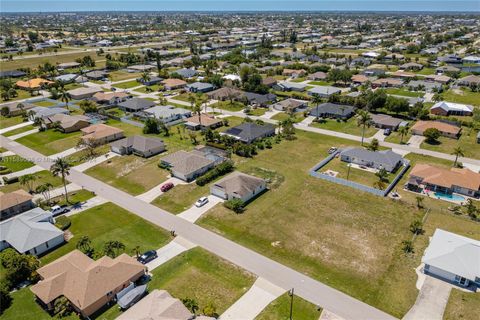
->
left=195, top=197, right=209, bottom=207
left=160, top=182, right=174, bottom=192
left=328, top=147, right=338, bottom=154
left=137, top=250, right=158, bottom=264
left=50, top=205, right=70, bottom=216
left=384, top=128, right=391, bottom=136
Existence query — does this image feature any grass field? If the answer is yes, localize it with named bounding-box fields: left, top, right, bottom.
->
left=257, top=293, right=321, bottom=320
left=49, top=189, right=96, bottom=207
left=308, top=80, right=334, bottom=86
left=33, top=100, right=57, bottom=107
left=420, top=127, right=480, bottom=160
left=85, top=154, right=169, bottom=195
left=0, top=155, right=35, bottom=172
left=0, top=51, right=103, bottom=71
left=211, top=100, right=245, bottom=112
left=385, top=88, right=424, bottom=98
left=384, top=129, right=412, bottom=145
left=152, top=182, right=210, bottom=214
left=2, top=125, right=35, bottom=137
left=444, top=288, right=480, bottom=320
left=310, top=117, right=378, bottom=137
left=442, top=89, right=480, bottom=106
left=15, top=129, right=82, bottom=155
left=271, top=111, right=306, bottom=123
left=1, top=89, right=35, bottom=103
left=135, top=84, right=161, bottom=93
left=0, top=170, right=63, bottom=193
left=0, top=115, right=25, bottom=128
left=41, top=202, right=171, bottom=264
left=109, top=70, right=141, bottom=82
left=113, top=80, right=142, bottom=89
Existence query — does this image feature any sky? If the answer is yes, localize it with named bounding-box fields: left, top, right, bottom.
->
left=1, top=0, right=479, bottom=13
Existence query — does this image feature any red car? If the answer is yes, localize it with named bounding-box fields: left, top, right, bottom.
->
left=161, top=182, right=174, bottom=192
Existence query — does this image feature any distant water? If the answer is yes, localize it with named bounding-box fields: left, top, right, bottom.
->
left=1, top=1, right=479, bottom=13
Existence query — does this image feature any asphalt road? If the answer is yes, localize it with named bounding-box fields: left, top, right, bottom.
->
left=0, top=135, right=396, bottom=320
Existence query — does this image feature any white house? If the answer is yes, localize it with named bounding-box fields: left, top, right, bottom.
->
left=422, top=229, right=480, bottom=287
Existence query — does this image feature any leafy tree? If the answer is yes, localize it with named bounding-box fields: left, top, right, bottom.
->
left=76, top=235, right=93, bottom=256
left=143, top=117, right=160, bottom=134
left=79, top=100, right=98, bottom=113
left=423, top=128, right=441, bottom=143
left=1, top=106, right=10, bottom=116
left=77, top=137, right=101, bottom=158
left=464, top=199, right=478, bottom=219
left=367, top=138, right=379, bottom=151
left=401, top=240, right=414, bottom=254
left=398, top=125, right=409, bottom=144
left=409, top=220, right=424, bottom=235
left=224, top=198, right=245, bottom=213
left=280, top=117, right=296, bottom=140
left=35, top=182, right=53, bottom=204
left=375, top=168, right=389, bottom=183
left=385, top=96, right=409, bottom=114
left=103, top=240, right=125, bottom=258
left=50, top=157, right=71, bottom=203
left=0, top=248, right=40, bottom=288
left=0, top=281, right=12, bottom=315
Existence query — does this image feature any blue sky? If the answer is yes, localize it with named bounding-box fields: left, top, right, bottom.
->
left=1, top=1, right=479, bottom=12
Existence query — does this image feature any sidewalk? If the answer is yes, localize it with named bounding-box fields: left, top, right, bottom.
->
left=73, top=152, right=118, bottom=172
left=0, top=121, right=34, bottom=135
left=9, top=128, right=39, bottom=140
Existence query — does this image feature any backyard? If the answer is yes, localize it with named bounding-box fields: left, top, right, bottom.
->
left=257, top=293, right=321, bottom=320
left=310, top=117, right=378, bottom=137
left=385, top=88, right=425, bottom=98
left=15, top=129, right=82, bottom=155
left=442, top=89, right=480, bottom=106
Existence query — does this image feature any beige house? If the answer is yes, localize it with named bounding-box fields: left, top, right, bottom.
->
left=161, top=78, right=187, bottom=90
left=0, top=190, right=34, bottom=221
left=411, top=121, right=462, bottom=139
left=80, top=124, right=124, bottom=144
left=43, top=114, right=90, bottom=133
left=30, top=250, right=146, bottom=318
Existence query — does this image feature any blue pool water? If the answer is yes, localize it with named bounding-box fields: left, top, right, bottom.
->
left=433, top=192, right=465, bottom=202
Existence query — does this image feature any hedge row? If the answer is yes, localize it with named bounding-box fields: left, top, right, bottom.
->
left=196, top=160, right=234, bottom=186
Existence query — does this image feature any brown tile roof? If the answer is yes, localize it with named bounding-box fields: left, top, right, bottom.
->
left=161, top=78, right=187, bottom=87
left=81, top=124, right=123, bottom=141
left=15, top=78, right=53, bottom=89
left=92, top=91, right=129, bottom=102
left=185, top=114, right=222, bottom=127
left=0, top=190, right=33, bottom=211
left=411, top=121, right=461, bottom=135
left=351, top=74, right=369, bottom=83
left=31, top=250, right=145, bottom=315
left=410, top=164, right=480, bottom=191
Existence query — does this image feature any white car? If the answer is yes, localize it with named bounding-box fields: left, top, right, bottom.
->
left=195, top=197, right=209, bottom=207
left=50, top=205, right=70, bottom=216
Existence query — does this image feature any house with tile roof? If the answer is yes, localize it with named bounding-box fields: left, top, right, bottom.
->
left=430, top=101, right=473, bottom=116
left=0, top=190, right=35, bottom=221
left=80, top=124, right=124, bottom=144
left=411, top=121, right=462, bottom=139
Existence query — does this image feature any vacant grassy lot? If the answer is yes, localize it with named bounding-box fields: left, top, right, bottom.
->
left=442, top=89, right=480, bottom=106
left=148, top=248, right=255, bottom=314
left=211, top=100, right=245, bottom=112
left=173, top=92, right=206, bottom=103
left=257, top=293, right=321, bottom=320
left=49, top=189, right=96, bottom=207
left=0, top=51, right=103, bottom=71
left=85, top=154, right=169, bottom=195
left=444, top=289, right=480, bottom=320
left=385, top=88, right=424, bottom=98
left=271, top=111, right=306, bottom=123
left=310, top=117, right=378, bottom=137
left=0, top=170, right=63, bottom=193
left=109, top=70, right=141, bottom=82
left=1, top=90, right=35, bottom=103
left=113, top=79, right=142, bottom=89
left=0, top=115, right=25, bottom=128
left=0, top=155, right=35, bottom=172
left=33, top=100, right=57, bottom=107
left=2, top=124, right=35, bottom=137
left=15, top=129, right=82, bottom=155
left=153, top=183, right=209, bottom=213
left=248, top=108, right=267, bottom=116
left=41, top=202, right=171, bottom=264
left=384, top=130, right=412, bottom=145
left=420, top=127, right=480, bottom=159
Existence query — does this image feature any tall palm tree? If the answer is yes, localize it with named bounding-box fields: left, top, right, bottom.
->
left=398, top=125, right=409, bottom=144
left=311, top=93, right=322, bottom=120
left=50, top=157, right=71, bottom=203
left=452, top=146, right=465, bottom=167
left=140, top=71, right=151, bottom=84
left=188, top=94, right=196, bottom=110
left=19, top=174, right=37, bottom=193
left=356, top=110, right=372, bottom=145
left=59, top=88, right=71, bottom=111
left=194, top=100, right=202, bottom=127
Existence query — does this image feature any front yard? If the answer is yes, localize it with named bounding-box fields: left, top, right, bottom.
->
left=113, top=79, right=142, bottom=89
left=152, top=183, right=210, bottom=214
left=257, top=293, right=321, bottom=320
left=15, top=129, right=82, bottom=155
left=0, top=170, right=63, bottom=193
left=442, top=89, right=480, bottom=107
left=210, top=100, right=245, bottom=112
left=310, top=117, right=378, bottom=137
left=0, top=115, right=25, bottom=128
left=2, top=124, right=35, bottom=137
left=0, top=155, right=35, bottom=172
left=420, top=127, right=480, bottom=160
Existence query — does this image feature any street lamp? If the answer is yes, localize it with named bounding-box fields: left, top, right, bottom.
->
left=288, top=288, right=294, bottom=320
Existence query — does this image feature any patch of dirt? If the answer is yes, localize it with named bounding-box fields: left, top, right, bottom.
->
left=117, top=158, right=145, bottom=178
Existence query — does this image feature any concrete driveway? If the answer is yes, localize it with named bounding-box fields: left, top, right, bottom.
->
left=145, top=236, right=196, bottom=271
left=403, top=276, right=452, bottom=320
left=177, top=195, right=224, bottom=223
left=135, top=177, right=187, bottom=203
left=407, top=135, right=426, bottom=148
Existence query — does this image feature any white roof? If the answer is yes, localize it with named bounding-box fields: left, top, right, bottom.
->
left=422, top=229, right=480, bottom=281
left=431, top=101, right=473, bottom=113
left=362, top=51, right=380, bottom=58
left=223, top=74, right=241, bottom=81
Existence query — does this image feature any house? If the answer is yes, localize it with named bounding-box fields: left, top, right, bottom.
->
left=80, top=124, right=124, bottom=144
left=68, top=87, right=103, bottom=100
left=307, top=86, right=341, bottom=98
left=161, top=78, right=187, bottom=90
left=172, top=68, right=197, bottom=79
left=118, top=98, right=156, bottom=112
left=411, top=121, right=462, bottom=139
left=57, top=62, right=81, bottom=69
left=15, top=78, right=54, bottom=91
left=0, top=190, right=35, bottom=221
left=407, top=164, right=480, bottom=198
left=425, top=74, right=452, bottom=85
left=340, top=148, right=403, bottom=172
left=91, top=91, right=130, bottom=106
left=1, top=101, right=35, bottom=116
left=43, top=114, right=90, bottom=133
left=127, top=64, right=155, bottom=72
left=370, top=113, right=406, bottom=131
left=391, top=71, right=416, bottom=79
left=143, top=105, right=192, bottom=123
left=400, top=62, right=424, bottom=71
left=0, top=70, right=26, bottom=78
left=309, top=103, right=355, bottom=120
left=160, top=150, right=216, bottom=182
left=184, top=114, right=223, bottom=131
left=0, top=207, right=64, bottom=256
left=110, top=135, right=166, bottom=157
left=308, top=71, right=327, bottom=81
left=273, top=82, right=307, bottom=92
left=457, top=75, right=480, bottom=87
left=435, top=65, right=460, bottom=75
left=210, top=171, right=266, bottom=203
left=282, top=68, right=306, bottom=78
left=262, top=77, right=277, bottom=87
left=221, top=122, right=276, bottom=144
left=85, top=70, right=108, bottom=80
left=422, top=229, right=480, bottom=287
left=206, top=87, right=244, bottom=101
left=138, top=75, right=163, bottom=86
left=28, top=107, right=69, bottom=121
left=54, top=74, right=80, bottom=84
left=243, top=92, right=277, bottom=107
left=30, top=250, right=146, bottom=318
left=272, top=98, right=307, bottom=112
left=407, top=80, right=442, bottom=92
left=351, top=74, right=369, bottom=85
left=430, top=102, right=473, bottom=116
left=187, top=82, right=215, bottom=93
left=371, top=78, right=404, bottom=88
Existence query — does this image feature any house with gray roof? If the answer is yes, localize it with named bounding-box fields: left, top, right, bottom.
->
left=160, top=150, right=215, bottom=182
left=85, top=70, right=108, bottom=80
left=171, top=68, right=197, bottom=79
left=272, top=98, right=307, bottom=112
left=370, top=113, right=407, bottom=131
left=309, top=103, right=355, bottom=120
left=273, top=82, right=307, bottom=92
left=0, top=207, right=64, bottom=256
left=422, top=229, right=480, bottom=287
left=118, top=98, right=156, bottom=112
left=340, top=148, right=403, bottom=172
left=307, top=86, right=342, bottom=98
left=110, top=136, right=166, bottom=157
left=28, top=107, right=69, bottom=121
left=221, top=122, right=276, bottom=144
left=243, top=92, right=277, bottom=107
left=210, top=171, right=266, bottom=203
left=187, top=82, right=215, bottom=93
left=143, top=105, right=192, bottom=123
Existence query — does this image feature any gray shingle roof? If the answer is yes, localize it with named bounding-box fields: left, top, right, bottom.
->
left=309, top=103, right=355, bottom=117
left=341, top=148, right=403, bottom=170
left=110, top=135, right=165, bottom=153
left=222, top=122, right=275, bottom=143
left=118, top=98, right=156, bottom=111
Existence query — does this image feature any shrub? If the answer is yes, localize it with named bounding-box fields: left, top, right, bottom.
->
left=0, top=168, right=12, bottom=175
left=196, top=160, right=234, bottom=186
left=55, top=216, right=71, bottom=230
left=2, top=176, right=18, bottom=184
left=224, top=198, right=245, bottom=213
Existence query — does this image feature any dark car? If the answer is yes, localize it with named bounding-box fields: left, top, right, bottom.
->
left=137, top=250, right=158, bottom=264
left=160, top=182, right=174, bottom=192
left=384, top=128, right=392, bottom=136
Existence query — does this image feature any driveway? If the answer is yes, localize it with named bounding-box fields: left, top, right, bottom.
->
left=403, top=276, right=452, bottom=320
left=406, top=135, right=425, bottom=148
left=145, top=236, right=196, bottom=271
left=177, top=195, right=224, bottom=223
left=221, top=277, right=286, bottom=320
left=73, top=152, right=118, bottom=172
left=372, top=129, right=386, bottom=142
left=135, top=177, right=187, bottom=203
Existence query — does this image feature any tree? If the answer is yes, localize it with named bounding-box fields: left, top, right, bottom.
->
left=50, top=157, right=71, bottom=204
left=409, top=220, right=424, bottom=235
left=415, top=196, right=424, bottom=209
left=77, top=137, right=101, bottom=158
left=193, top=100, right=203, bottom=127
left=451, top=146, right=464, bottom=167
left=19, top=174, right=37, bottom=193
left=280, top=117, right=296, bottom=140
left=464, top=199, right=478, bottom=219
left=103, top=240, right=125, bottom=258
left=79, top=100, right=98, bottom=113
left=401, top=240, right=414, bottom=254
left=132, top=245, right=141, bottom=258
left=35, top=182, right=53, bottom=204
left=143, top=117, right=160, bottom=134
left=423, top=128, right=440, bottom=143
left=188, top=130, right=198, bottom=145
left=398, top=125, right=409, bottom=144
left=182, top=298, right=199, bottom=314
left=76, top=235, right=93, bottom=255
left=0, top=281, right=12, bottom=315
left=140, top=71, right=151, bottom=84
left=367, top=138, right=379, bottom=151
left=375, top=167, right=389, bottom=182
left=0, top=248, right=40, bottom=288
left=53, top=296, right=72, bottom=318
left=311, top=94, right=322, bottom=120
left=356, top=110, right=372, bottom=145
left=385, top=96, right=409, bottom=114
left=224, top=198, right=245, bottom=213
left=59, top=88, right=71, bottom=111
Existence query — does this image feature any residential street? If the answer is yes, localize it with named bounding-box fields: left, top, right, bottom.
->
left=0, top=134, right=397, bottom=320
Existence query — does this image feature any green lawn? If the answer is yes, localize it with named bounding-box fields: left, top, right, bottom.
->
left=308, top=81, right=333, bottom=86
left=2, top=124, right=35, bottom=137
left=34, top=100, right=57, bottom=107
left=85, top=154, right=169, bottom=196
left=257, top=293, right=321, bottom=320
left=152, top=183, right=210, bottom=214
left=113, top=80, right=142, bottom=89
left=41, top=202, right=171, bottom=264
left=442, top=89, right=480, bottom=107
left=49, top=189, right=96, bottom=207
left=211, top=101, right=245, bottom=112
left=0, top=51, right=103, bottom=71
left=444, top=288, right=480, bottom=320
left=271, top=112, right=306, bottom=123
left=310, top=117, right=378, bottom=137
left=248, top=108, right=267, bottom=116
left=384, top=130, right=412, bottom=145
left=0, top=155, right=35, bottom=172
left=1, top=89, right=35, bottom=103
left=15, top=129, right=82, bottom=155
left=415, top=68, right=436, bottom=75
left=135, top=85, right=161, bottom=93
left=173, top=92, right=206, bottom=103
left=420, top=127, right=480, bottom=160
left=0, top=115, right=25, bottom=128
left=198, top=130, right=424, bottom=318
left=0, top=170, right=63, bottom=193
left=108, top=71, right=141, bottom=82
left=385, top=88, right=424, bottom=98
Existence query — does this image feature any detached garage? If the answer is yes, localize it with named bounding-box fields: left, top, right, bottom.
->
left=210, top=171, right=266, bottom=203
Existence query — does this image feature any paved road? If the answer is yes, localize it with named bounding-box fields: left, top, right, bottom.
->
left=0, top=135, right=396, bottom=320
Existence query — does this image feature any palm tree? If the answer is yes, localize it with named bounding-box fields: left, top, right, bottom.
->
left=50, top=157, right=71, bottom=203
left=356, top=110, right=372, bottom=145
left=59, top=88, right=71, bottom=111
left=398, top=125, right=409, bottom=144
left=132, top=245, right=141, bottom=258
left=140, top=71, right=151, bottom=84
left=19, top=174, right=37, bottom=193
left=188, top=93, right=196, bottom=110
left=103, top=240, right=125, bottom=258
left=451, top=146, right=464, bottom=167
left=194, top=100, right=202, bottom=127
left=36, top=182, right=53, bottom=204
left=76, top=235, right=92, bottom=254
left=311, top=93, right=322, bottom=120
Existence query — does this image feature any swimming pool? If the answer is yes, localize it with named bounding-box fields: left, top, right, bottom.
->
left=433, top=192, right=466, bottom=202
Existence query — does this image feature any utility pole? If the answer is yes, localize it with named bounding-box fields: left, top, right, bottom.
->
left=289, top=288, right=294, bottom=320
left=347, top=163, right=351, bottom=180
